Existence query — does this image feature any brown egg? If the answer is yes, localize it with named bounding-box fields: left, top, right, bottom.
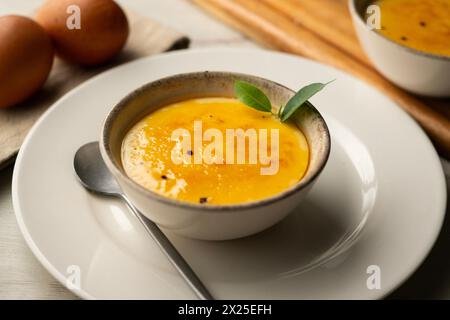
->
left=36, top=0, right=129, bottom=67
left=0, top=15, right=54, bottom=109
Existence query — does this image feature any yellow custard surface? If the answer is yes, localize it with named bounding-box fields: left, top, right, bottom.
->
left=121, top=98, right=309, bottom=205
left=374, top=0, right=450, bottom=57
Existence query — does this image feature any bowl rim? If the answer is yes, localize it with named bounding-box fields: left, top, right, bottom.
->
left=348, top=0, right=450, bottom=62
left=100, top=71, right=331, bottom=212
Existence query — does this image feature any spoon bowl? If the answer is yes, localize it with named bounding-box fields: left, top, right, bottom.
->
left=73, top=141, right=213, bottom=300
left=74, top=142, right=121, bottom=196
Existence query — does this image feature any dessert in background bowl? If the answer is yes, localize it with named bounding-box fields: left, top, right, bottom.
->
left=374, top=0, right=450, bottom=57
left=100, top=72, right=330, bottom=240
left=349, top=0, right=450, bottom=97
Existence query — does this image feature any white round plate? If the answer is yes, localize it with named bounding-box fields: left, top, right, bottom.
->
left=12, top=48, right=446, bottom=299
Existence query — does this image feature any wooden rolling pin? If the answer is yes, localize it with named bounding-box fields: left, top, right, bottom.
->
left=193, top=0, right=450, bottom=158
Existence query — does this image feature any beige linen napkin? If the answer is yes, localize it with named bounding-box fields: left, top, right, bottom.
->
left=0, top=10, right=189, bottom=169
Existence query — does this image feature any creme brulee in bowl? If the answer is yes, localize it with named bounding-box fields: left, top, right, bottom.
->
left=121, top=97, right=309, bottom=205
left=100, top=72, right=330, bottom=240
left=350, top=0, right=450, bottom=97
left=373, top=0, right=450, bottom=57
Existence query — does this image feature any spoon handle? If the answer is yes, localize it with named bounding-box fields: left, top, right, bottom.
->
left=120, top=195, right=214, bottom=300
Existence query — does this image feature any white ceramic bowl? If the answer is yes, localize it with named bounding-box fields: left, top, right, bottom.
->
left=100, top=72, right=330, bottom=240
left=349, top=0, right=450, bottom=97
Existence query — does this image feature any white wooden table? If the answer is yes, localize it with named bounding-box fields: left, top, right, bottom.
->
left=0, top=0, right=449, bottom=300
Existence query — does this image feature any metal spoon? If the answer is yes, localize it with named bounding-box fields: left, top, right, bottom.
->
left=73, top=142, right=213, bottom=300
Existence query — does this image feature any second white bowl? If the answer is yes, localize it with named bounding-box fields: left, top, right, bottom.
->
left=349, top=0, right=450, bottom=97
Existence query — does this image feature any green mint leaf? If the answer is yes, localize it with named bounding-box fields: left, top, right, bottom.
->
left=280, top=80, right=334, bottom=122
left=234, top=80, right=272, bottom=113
